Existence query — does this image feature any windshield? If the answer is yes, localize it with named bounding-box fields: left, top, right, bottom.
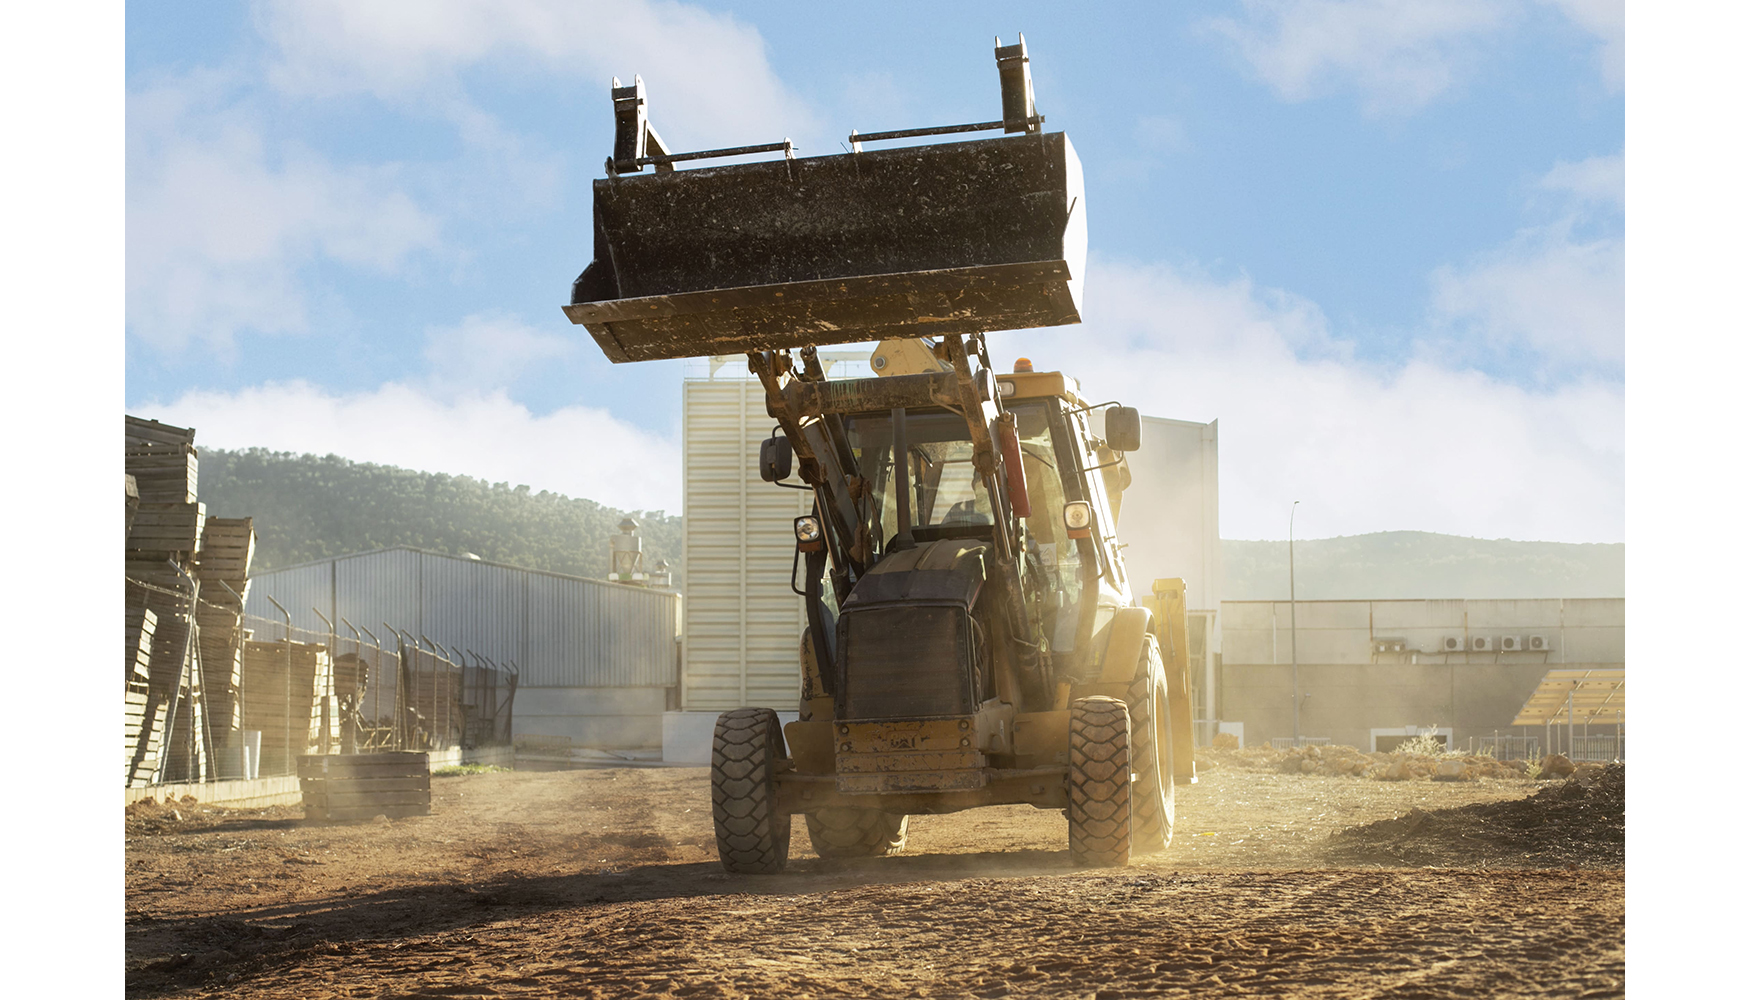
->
left=841, top=409, right=993, bottom=551
left=839, top=400, right=1088, bottom=653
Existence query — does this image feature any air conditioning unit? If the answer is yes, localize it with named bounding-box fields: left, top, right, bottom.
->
left=1372, top=638, right=1408, bottom=654
left=1499, top=636, right=1523, bottom=651
left=1442, top=636, right=1464, bottom=652
left=1527, top=634, right=1551, bottom=652
left=1471, top=635, right=1493, bottom=652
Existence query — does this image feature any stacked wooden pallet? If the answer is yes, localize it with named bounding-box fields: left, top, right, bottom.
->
left=124, top=609, right=163, bottom=785
left=124, top=416, right=208, bottom=785
left=125, top=416, right=198, bottom=503
left=243, top=640, right=336, bottom=775
left=298, top=752, right=431, bottom=822
left=195, top=518, right=255, bottom=739
left=163, top=656, right=209, bottom=783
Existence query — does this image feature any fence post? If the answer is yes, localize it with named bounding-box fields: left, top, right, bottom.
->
left=312, top=607, right=337, bottom=755
left=385, top=625, right=406, bottom=750
left=360, top=623, right=383, bottom=750
left=340, top=617, right=363, bottom=755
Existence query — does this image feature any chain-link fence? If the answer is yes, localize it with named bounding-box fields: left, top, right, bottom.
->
left=126, top=575, right=518, bottom=785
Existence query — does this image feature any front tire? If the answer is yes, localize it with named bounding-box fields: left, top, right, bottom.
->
left=711, top=708, right=792, bottom=874
left=1068, top=695, right=1132, bottom=867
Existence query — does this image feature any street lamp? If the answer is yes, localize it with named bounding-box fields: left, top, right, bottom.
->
left=1289, top=500, right=1301, bottom=747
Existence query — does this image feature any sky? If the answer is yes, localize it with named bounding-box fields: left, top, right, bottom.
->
left=123, top=0, right=1625, bottom=542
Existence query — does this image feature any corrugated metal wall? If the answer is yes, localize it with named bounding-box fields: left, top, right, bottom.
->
left=681, top=378, right=812, bottom=711
left=245, top=548, right=679, bottom=688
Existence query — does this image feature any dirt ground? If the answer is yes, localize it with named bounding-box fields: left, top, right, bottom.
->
left=125, top=755, right=1625, bottom=998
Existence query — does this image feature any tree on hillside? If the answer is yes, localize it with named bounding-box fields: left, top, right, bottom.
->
left=198, top=448, right=683, bottom=582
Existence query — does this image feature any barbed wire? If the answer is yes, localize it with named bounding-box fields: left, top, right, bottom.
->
left=125, top=574, right=491, bottom=674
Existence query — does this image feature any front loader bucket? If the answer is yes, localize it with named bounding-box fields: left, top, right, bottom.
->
left=564, top=133, right=1085, bottom=363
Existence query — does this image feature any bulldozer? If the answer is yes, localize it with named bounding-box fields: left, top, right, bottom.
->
left=564, top=37, right=1195, bottom=870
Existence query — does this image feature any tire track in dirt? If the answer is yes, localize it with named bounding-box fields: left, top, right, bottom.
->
left=126, top=764, right=1623, bottom=998
left=180, top=870, right=1620, bottom=999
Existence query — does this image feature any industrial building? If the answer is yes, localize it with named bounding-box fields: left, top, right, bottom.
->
left=1217, top=597, right=1625, bottom=753
left=245, top=547, right=681, bottom=748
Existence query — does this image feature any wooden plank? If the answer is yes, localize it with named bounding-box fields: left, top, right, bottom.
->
left=301, top=776, right=432, bottom=795
left=297, top=774, right=430, bottom=791
left=124, top=416, right=197, bottom=446
left=306, top=751, right=429, bottom=767
left=305, top=803, right=431, bottom=822
left=303, top=789, right=432, bottom=809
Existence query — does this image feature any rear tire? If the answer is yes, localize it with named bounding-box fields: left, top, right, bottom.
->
left=805, top=808, right=909, bottom=858
left=1068, top=695, right=1132, bottom=867
left=711, top=708, right=792, bottom=874
left=1127, top=639, right=1176, bottom=855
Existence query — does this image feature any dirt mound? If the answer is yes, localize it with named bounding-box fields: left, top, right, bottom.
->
left=1198, top=743, right=1533, bottom=782
left=1329, top=763, right=1624, bottom=868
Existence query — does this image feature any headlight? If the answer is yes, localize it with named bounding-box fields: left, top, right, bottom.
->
left=997, top=380, right=1017, bottom=398
left=1063, top=501, right=1092, bottom=531
left=794, top=515, right=823, bottom=544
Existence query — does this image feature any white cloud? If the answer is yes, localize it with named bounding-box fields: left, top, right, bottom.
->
left=1430, top=222, right=1623, bottom=371
left=1427, top=152, right=1625, bottom=374
left=1538, top=151, right=1625, bottom=208
left=141, top=380, right=681, bottom=512
left=1208, top=0, right=1515, bottom=114
left=1003, top=259, right=1623, bottom=543
left=1539, top=0, right=1624, bottom=88
left=421, top=312, right=577, bottom=392
left=127, top=79, right=441, bottom=350
left=255, top=0, right=819, bottom=152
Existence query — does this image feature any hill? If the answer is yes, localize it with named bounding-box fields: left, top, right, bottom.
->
left=1220, top=531, right=1624, bottom=601
left=198, top=451, right=1622, bottom=601
left=197, top=449, right=682, bottom=581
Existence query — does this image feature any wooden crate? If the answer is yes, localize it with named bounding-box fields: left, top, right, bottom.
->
left=125, top=607, right=157, bottom=689
left=195, top=626, right=243, bottom=735
left=162, top=665, right=208, bottom=784
left=125, top=446, right=199, bottom=504
left=299, top=752, right=431, bottom=822
left=126, top=501, right=205, bottom=559
left=125, top=416, right=196, bottom=448
left=244, top=641, right=334, bottom=774
left=127, top=692, right=170, bottom=787
left=196, top=517, right=255, bottom=580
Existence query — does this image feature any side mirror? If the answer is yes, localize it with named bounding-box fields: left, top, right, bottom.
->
left=1104, top=406, right=1142, bottom=452
left=759, top=435, right=793, bottom=482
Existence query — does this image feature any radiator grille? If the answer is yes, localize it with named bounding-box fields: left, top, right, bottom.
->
left=841, top=605, right=973, bottom=719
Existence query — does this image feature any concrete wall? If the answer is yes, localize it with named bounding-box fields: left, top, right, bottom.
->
left=1218, top=598, right=1625, bottom=749
left=512, top=686, right=669, bottom=749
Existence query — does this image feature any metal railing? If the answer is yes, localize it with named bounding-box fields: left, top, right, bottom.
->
left=1568, top=735, right=1624, bottom=763
left=1472, top=735, right=1542, bottom=761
